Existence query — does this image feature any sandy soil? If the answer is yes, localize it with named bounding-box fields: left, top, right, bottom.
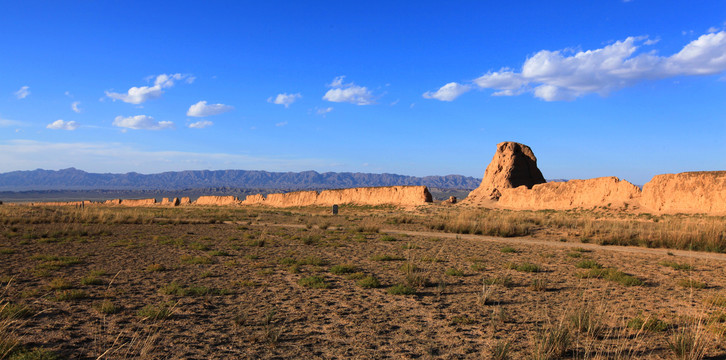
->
left=1, top=206, right=726, bottom=359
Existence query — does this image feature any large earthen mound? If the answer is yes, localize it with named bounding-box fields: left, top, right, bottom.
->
left=498, top=177, right=641, bottom=210
left=641, top=171, right=726, bottom=214
left=465, top=142, right=546, bottom=205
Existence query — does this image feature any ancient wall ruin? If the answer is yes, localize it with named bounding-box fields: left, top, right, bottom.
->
left=241, top=186, right=432, bottom=207
left=640, top=171, right=726, bottom=214
left=193, top=196, right=239, bottom=206
left=497, top=177, right=641, bottom=211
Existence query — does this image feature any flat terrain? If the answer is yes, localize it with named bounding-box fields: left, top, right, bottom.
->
left=1, top=205, right=726, bottom=359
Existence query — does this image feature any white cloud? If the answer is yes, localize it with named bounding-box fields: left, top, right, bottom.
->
left=105, top=74, right=191, bottom=104
left=113, top=115, right=173, bottom=130
left=275, top=121, right=288, bottom=127
left=708, top=27, right=719, bottom=33
left=71, top=101, right=82, bottom=113
left=186, top=100, right=234, bottom=117
left=422, top=82, right=472, bottom=101
left=0, top=139, right=335, bottom=174
left=188, top=120, right=213, bottom=129
left=14, top=86, right=30, bottom=99
left=268, top=93, right=301, bottom=108
left=323, top=76, right=375, bottom=105
left=435, top=30, right=726, bottom=101
left=46, top=119, right=79, bottom=131
left=0, top=117, right=24, bottom=127
left=316, top=107, right=333, bottom=116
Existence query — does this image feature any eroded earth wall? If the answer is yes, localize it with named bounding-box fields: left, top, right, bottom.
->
left=497, top=177, right=642, bottom=210
left=193, top=196, right=239, bottom=206
left=241, top=186, right=432, bottom=207
left=641, top=171, right=726, bottom=214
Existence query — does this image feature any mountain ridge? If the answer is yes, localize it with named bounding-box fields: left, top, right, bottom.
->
left=0, top=168, right=481, bottom=191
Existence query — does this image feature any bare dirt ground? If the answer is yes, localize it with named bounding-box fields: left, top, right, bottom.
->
left=1, top=204, right=726, bottom=359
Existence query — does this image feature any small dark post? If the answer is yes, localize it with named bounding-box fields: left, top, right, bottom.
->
left=332, top=204, right=338, bottom=215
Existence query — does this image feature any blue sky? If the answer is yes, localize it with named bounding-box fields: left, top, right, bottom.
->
left=1, top=1, right=725, bottom=185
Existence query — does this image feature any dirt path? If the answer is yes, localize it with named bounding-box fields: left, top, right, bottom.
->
left=254, top=222, right=726, bottom=262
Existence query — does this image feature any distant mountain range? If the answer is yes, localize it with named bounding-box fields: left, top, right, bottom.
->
left=0, top=168, right=481, bottom=191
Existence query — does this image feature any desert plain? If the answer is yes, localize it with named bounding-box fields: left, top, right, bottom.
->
left=2, top=142, right=726, bottom=359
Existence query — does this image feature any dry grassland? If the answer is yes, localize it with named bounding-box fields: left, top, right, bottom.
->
left=1, top=204, right=726, bottom=359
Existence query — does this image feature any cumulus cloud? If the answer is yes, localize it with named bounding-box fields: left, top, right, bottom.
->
left=186, top=101, right=234, bottom=117
left=105, top=74, right=191, bottom=104
left=429, top=30, right=726, bottom=101
left=188, top=120, right=213, bottom=129
left=46, top=119, right=79, bottom=131
left=113, top=115, right=173, bottom=130
left=71, top=101, right=82, bottom=113
left=323, top=76, right=375, bottom=105
left=14, top=86, right=30, bottom=99
left=422, top=82, right=472, bottom=101
left=275, top=121, right=288, bottom=127
left=268, top=93, right=301, bottom=108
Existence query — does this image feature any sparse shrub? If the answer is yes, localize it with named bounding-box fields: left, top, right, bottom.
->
left=0, top=248, right=16, bottom=255
left=627, top=315, right=669, bottom=332
left=371, top=254, right=405, bottom=261
left=471, top=263, right=486, bottom=272
left=705, top=294, right=726, bottom=307
left=80, top=275, right=102, bottom=286
left=531, top=321, right=571, bottom=360
left=298, top=276, right=329, bottom=289
left=445, top=268, right=464, bottom=276
left=500, top=246, right=518, bottom=253
left=575, top=260, right=602, bottom=269
left=94, top=300, right=119, bottom=314
left=356, top=276, right=381, bottom=288
left=208, top=250, right=229, bottom=256
left=566, top=252, right=582, bottom=258
left=450, top=316, right=474, bottom=326
left=484, top=275, right=513, bottom=287
left=190, top=242, right=210, bottom=251
left=137, top=302, right=174, bottom=320
left=668, top=322, right=707, bottom=360
left=47, top=278, right=71, bottom=290
left=300, top=256, right=327, bottom=266
left=181, top=255, right=214, bottom=265
left=146, top=263, right=167, bottom=272
left=379, top=235, right=396, bottom=242
left=576, top=268, right=643, bottom=286
left=529, top=278, right=548, bottom=292
left=507, top=262, right=540, bottom=273
left=660, top=261, right=693, bottom=271
left=489, top=340, right=511, bottom=360
left=678, top=279, right=706, bottom=289
left=330, top=264, right=357, bottom=275
left=301, top=236, right=319, bottom=245
left=53, top=289, right=87, bottom=301
left=568, top=305, right=603, bottom=338
left=6, top=348, right=58, bottom=360
left=387, top=284, right=415, bottom=295
left=0, top=303, right=32, bottom=319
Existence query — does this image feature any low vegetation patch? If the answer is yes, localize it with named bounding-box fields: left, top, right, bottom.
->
left=356, top=276, right=381, bottom=289
left=298, top=276, right=329, bottom=289
left=330, top=264, right=357, bottom=275
left=370, top=254, right=405, bottom=261
left=576, top=267, right=643, bottom=286
left=506, top=262, right=541, bottom=273
left=387, top=284, right=415, bottom=295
